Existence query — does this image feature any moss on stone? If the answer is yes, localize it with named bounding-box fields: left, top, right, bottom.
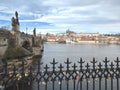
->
left=32, top=54, right=42, bottom=59
left=3, top=46, right=32, bottom=59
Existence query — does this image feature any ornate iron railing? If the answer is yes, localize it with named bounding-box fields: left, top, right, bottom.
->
left=0, top=57, right=120, bottom=90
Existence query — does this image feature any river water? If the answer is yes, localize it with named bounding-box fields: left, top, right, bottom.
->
left=41, top=43, right=120, bottom=65
left=32, top=43, right=120, bottom=90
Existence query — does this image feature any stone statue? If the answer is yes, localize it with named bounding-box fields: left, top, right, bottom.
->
left=15, top=11, right=19, bottom=25
left=11, top=17, right=16, bottom=26
left=33, top=28, right=36, bottom=37
left=11, top=11, right=20, bottom=31
left=15, top=11, right=18, bottom=19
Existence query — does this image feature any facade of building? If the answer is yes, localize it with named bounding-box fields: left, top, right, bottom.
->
left=45, top=30, right=120, bottom=44
left=47, top=36, right=56, bottom=42
left=108, top=37, right=120, bottom=44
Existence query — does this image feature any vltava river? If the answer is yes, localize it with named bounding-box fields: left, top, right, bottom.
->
left=33, top=43, right=120, bottom=90
left=41, top=43, right=120, bottom=65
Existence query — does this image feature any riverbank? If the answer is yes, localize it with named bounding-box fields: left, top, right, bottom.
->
left=45, top=41, right=120, bottom=45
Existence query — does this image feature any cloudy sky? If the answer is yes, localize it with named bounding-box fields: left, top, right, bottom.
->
left=0, top=0, right=120, bottom=34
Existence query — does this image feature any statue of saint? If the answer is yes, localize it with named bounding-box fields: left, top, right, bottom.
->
left=15, top=11, right=19, bottom=25
left=11, top=11, right=19, bottom=27
left=11, top=17, right=15, bottom=26
left=11, top=11, right=20, bottom=31
left=15, top=11, right=18, bottom=19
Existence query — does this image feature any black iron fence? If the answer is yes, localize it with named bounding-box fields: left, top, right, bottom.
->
left=0, top=57, right=120, bottom=90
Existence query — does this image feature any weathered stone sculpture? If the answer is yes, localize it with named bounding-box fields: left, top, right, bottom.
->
left=11, top=17, right=15, bottom=26
left=15, top=11, right=19, bottom=25
left=11, top=11, right=20, bottom=47
left=11, top=11, right=20, bottom=32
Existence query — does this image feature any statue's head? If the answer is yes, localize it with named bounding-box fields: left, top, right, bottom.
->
left=12, top=17, right=15, bottom=20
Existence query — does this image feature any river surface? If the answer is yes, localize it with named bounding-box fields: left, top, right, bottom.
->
left=33, top=43, right=120, bottom=90
left=41, top=43, right=120, bottom=65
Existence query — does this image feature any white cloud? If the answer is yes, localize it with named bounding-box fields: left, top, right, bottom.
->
left=0, top=0, right=120, bottom=34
